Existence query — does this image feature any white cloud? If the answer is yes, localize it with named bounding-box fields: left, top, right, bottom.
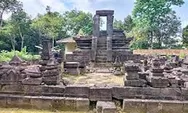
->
left=182, top=20, right=188, bottom=28
left=19, top=0, right=68, bottom=18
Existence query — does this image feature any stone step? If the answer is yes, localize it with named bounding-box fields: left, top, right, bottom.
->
left=97, top=50, right=107, bottom=55
left=94, top=62, right=113, bottom=67
left=97, top=47, right=107, bottom=50
left=97, top=44, right=107, bottom=48
left=96, top=101, right=116, bottom=113
left=96, top=56, right=107, bottom=60
left=96, top=58, right=107, bottom=62
left=98, top=37, right=107, bottom=43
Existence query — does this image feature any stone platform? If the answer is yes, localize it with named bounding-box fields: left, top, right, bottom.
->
left=123, top=99, right=188, bottom=113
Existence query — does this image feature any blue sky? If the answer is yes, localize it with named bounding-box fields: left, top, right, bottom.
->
left=4, top=0, right=188, bottom=28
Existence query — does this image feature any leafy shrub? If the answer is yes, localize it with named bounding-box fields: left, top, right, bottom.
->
left=179, top=52, right=186, bottom=59
left=0, top=47, right=40, bottom=62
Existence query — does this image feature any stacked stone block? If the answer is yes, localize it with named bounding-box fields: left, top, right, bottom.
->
left=22, top=66, right=42, bottom=85
left=40, top=58, right=60, bottom=85
left=124, top=63, right=146, bottom=87
left=39, top=38, right=60, bottom=85
left=147, top=59, right=169, bottom=88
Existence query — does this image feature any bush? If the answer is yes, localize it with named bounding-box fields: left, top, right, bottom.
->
left=0, top=47, right=40, bottom=62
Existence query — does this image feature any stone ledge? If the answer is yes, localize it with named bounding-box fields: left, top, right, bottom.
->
left=123, top=99, right=188, bottom=113
left=0, top=94, right=90, bottom=111
left=64, top=85, right=89, bottom=98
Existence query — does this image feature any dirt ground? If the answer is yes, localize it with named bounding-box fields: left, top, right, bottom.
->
left=63, top=72, right=124, bottom=87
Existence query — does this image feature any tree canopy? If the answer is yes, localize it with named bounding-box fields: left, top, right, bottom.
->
left=132, top=0, right=184, bottom=49
left=0, top=0, right=187, bottom=55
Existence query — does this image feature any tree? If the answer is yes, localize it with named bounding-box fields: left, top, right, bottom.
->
left=0, top=22, right=15, bottom=51
left=113, top=15, right=134, bottom=34
left=0, top=0, right=22, bottom=28
left=132, top=0, right=184, bottom=49
left=63, top=10, right=93, bottom=36
left=31, top=7, right=65, bottom=48
left=156, top=11, right=181, bottom=48
left=183, top=25, right=188, bottom=48
left=10, top=8, right=31, bottom=50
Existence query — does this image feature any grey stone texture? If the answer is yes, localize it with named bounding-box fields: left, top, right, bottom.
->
left=96, top=101, right=116, bottom=113
left=89, top=87, right=112, bottom=101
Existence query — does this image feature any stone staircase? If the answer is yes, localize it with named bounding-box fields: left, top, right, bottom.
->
left=96, top=36, right=107, bottom=63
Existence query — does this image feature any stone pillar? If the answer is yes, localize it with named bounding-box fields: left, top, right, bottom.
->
left=107, top=15, right=113, bottom=62
left=41, top=39, right=52, bottom=60
left=92, top=15, right=100, bottom=61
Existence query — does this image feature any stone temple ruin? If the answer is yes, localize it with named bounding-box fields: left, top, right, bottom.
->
left=1, top=10, right=188, bottom=113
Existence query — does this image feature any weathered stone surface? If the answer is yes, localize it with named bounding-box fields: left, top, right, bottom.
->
left=138, top=72, right=148, bottom=80
left=147, top=76, right=169, bottom=88
left=146, top=100, right=163, bottom=113
left=96, top=101, right=116, bottom=113
left=112, top=87, right=175, bottom=100
left=126, top=72, right=139, bottom=80
left=96, top=10, right=114, bottom=16
left=41, top=38, right=52, bottom=60
left=42, top=85, right=65, bottom=96
left=89, top=87, right=112, bottom=101
left=124, top=79, right=146, bottom=87
left=123, top=99, right=147, bottom=113
left=22, top=77, right=42, bottom=85
left=6, top=95, right=31, bottom=108
left=112, top=87, right=144, bottom=99
left=64, top=62, right=80, bottom=68
left=123, top=99, right=186, bottom=113
left=75, top=98, right=90, bottom=111
left=23, top=85, right=42, bottom=95
left=9, top=55, right=23, bottom=65
left=150, top=68, right=164, bottom=73
left=0, top=84, right=23, bottom=94
left=26, top=72, right=41, bottom=78
left=63, top=97, right=76, bottom=111
left=64, top=85, right=89, bottom=98
left=30, top=96, right=53, bottom=110
left=42, top=76, right=60, bottom=85
left=162, top=100, right=184, bottom=113
left=151, top=73, right=164, bottom=77
left=0, top=95, right=7, bottom=107
left=160, top=88, right=182, bottom=100
left=64, top=68, right=80, bottom=75
left=42, top=69, right=59, bottom=77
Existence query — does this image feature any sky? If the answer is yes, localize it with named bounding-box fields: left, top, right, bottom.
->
left=3, top=0, right=188, bottom=28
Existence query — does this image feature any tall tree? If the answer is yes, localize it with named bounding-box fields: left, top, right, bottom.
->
left=113, top=15, right=134, bottom=34
left=0, top=22, right=15, bottom=50
left=132, top=0, right=184, bottom=49
left=31, top=7, right=65, bottom=48
left=63, top=10, right=93, bottom=36
left=183, top=25, right=188, bottom=48
left=0, top=0, right=22, bottom=28
left=10, top=8, right=31, bottom=50
left=156, top=11, right=181, bottom=48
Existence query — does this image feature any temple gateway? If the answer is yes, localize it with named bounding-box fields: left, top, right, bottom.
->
left=61, top=10, right=143, bottom=74
left=1, top=10, right=188, bottom=113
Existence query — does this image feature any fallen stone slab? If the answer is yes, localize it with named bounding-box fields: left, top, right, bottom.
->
left=96, top=101, right=116, bottom=113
